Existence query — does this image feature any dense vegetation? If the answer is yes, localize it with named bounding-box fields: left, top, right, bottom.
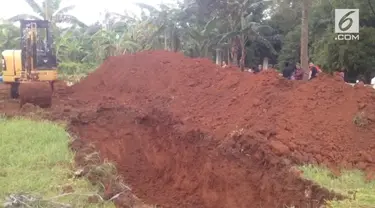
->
left=1, top=0, right=375, bottom=82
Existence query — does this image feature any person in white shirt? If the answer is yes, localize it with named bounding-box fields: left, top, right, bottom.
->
left=371, top=76, right=375, bottom=89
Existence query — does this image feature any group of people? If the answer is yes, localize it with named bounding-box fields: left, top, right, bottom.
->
left=221, top=60, right=375, bottom=89
left=282, top=62, right=322, bottom=80
left=221, top=60, right=323, bottom=80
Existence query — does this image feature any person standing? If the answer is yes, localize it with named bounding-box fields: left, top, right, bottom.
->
left=371, top=74, right=375, bottom=89
left=282, top=62, right=294, bottom=79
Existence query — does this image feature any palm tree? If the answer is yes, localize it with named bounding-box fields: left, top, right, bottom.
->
left=8, top=0, right=86, bottom=27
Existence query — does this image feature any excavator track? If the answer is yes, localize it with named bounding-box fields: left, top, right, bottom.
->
left=19, top=82, right=52, bottom=108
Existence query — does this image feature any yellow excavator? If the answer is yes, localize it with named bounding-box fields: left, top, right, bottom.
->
left=1, top=19, right=58, bottom=107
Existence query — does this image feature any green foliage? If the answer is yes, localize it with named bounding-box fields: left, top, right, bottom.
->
left=277, top=25, right=301, bottom=66
left=58, top=62, right=94, bottom=75
left=312, top=27, right=375, bottom=74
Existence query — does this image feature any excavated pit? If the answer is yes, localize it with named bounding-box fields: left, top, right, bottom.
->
left=19, top=82, right=52, bottom=108
left=69, top=106, right=341, bottom=208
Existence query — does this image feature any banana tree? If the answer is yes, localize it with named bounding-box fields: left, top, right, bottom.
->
left=0, top=23, right=20, bottom=51
left=218, top=0, right=276, bottom=70
left=91, top=28, right=141, bottom=59
left=136, top=3, right=184, bottom=52
left=8, top=0, right=86, bottom=27
left=55, top=29, right=87, bottom=62
left=183, top=18, right=226, bottom=58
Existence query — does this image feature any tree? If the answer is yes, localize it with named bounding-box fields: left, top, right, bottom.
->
left=0, top=23, right=19, bottom=51
left=217, top=0, right=277, bottom=70
left=300, top=0, right=309, bottom=80
left=8, top=0, right=86, bottom=27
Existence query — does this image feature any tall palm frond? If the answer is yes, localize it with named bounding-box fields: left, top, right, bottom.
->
left=54, top=15, right=87, bottom=27
left=24, top=0, right=44, bottom=17
left=53, top=5, right=75, bottom=16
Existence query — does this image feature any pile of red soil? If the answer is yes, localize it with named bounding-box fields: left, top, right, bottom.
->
left=60, top=50, right=375, bottom=207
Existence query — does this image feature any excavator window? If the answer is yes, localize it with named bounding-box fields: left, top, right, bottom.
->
left=20, top=20, right=57, bottom=70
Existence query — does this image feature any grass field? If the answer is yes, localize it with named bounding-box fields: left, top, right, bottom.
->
left=0, top=117, right=114, bottom=207
left=300, top=164, right=375, bottom=207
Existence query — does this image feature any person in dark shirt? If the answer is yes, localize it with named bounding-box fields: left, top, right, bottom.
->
left=252, top=65, right=260, bottom=74
left=309, top=63, right=318, bottom=80
left=282, top=62, right=294, bottom=79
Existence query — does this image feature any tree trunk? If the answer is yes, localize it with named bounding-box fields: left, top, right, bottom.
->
left=301, top=0, right=310, bottom=80
left=240, top=46, right=246, bottom=71
left=215, top=48, right=222, bottom=65
left=263, top=57, right=269, bottom=70
left=239, top=35, right=246, bottom=71
left=231, top=37, right=240, bottom=67
left=227, top=48, right=230, bottom=65
left=164, top=30, right=168, bottom=51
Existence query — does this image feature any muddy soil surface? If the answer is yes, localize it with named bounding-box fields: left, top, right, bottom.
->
left=0, top=84, right=20, bottom=114
left=19, top=82, right=53, bottom=108
left=1, top=50, right=375, bottom=207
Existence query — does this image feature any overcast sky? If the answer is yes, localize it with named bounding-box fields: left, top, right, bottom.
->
left=0, top=0, right=177, bottom=24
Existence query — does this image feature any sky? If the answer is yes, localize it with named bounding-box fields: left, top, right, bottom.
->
left=0, top=0, right=177, bottom=24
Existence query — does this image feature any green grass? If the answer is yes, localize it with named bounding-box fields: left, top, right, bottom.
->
left=0, top=118, right=114, bottom=207
left=300, top=164, right=375, bottom=207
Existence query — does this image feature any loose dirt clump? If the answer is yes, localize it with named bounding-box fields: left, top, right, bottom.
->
left=19, top=82, right=52, bottom=108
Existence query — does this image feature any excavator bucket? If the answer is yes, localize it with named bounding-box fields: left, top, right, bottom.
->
left=19, top=82, right=52, bottom=108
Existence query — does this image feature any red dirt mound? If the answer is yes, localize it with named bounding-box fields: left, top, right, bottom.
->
left=60, top=50, right=375, bottom=207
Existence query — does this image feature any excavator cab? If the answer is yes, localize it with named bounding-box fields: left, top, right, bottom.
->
left=20, top=20, right=57, bottom=72
left=1, top=20, right=58, bottom=105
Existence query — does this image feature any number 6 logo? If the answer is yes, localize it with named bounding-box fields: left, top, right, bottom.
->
left=339, top=11, right=355, bottom=31
left=335, top=9, right=359, bottom=34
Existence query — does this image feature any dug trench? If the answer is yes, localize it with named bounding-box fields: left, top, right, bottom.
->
left=68, top=105, right=341, bottom=208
